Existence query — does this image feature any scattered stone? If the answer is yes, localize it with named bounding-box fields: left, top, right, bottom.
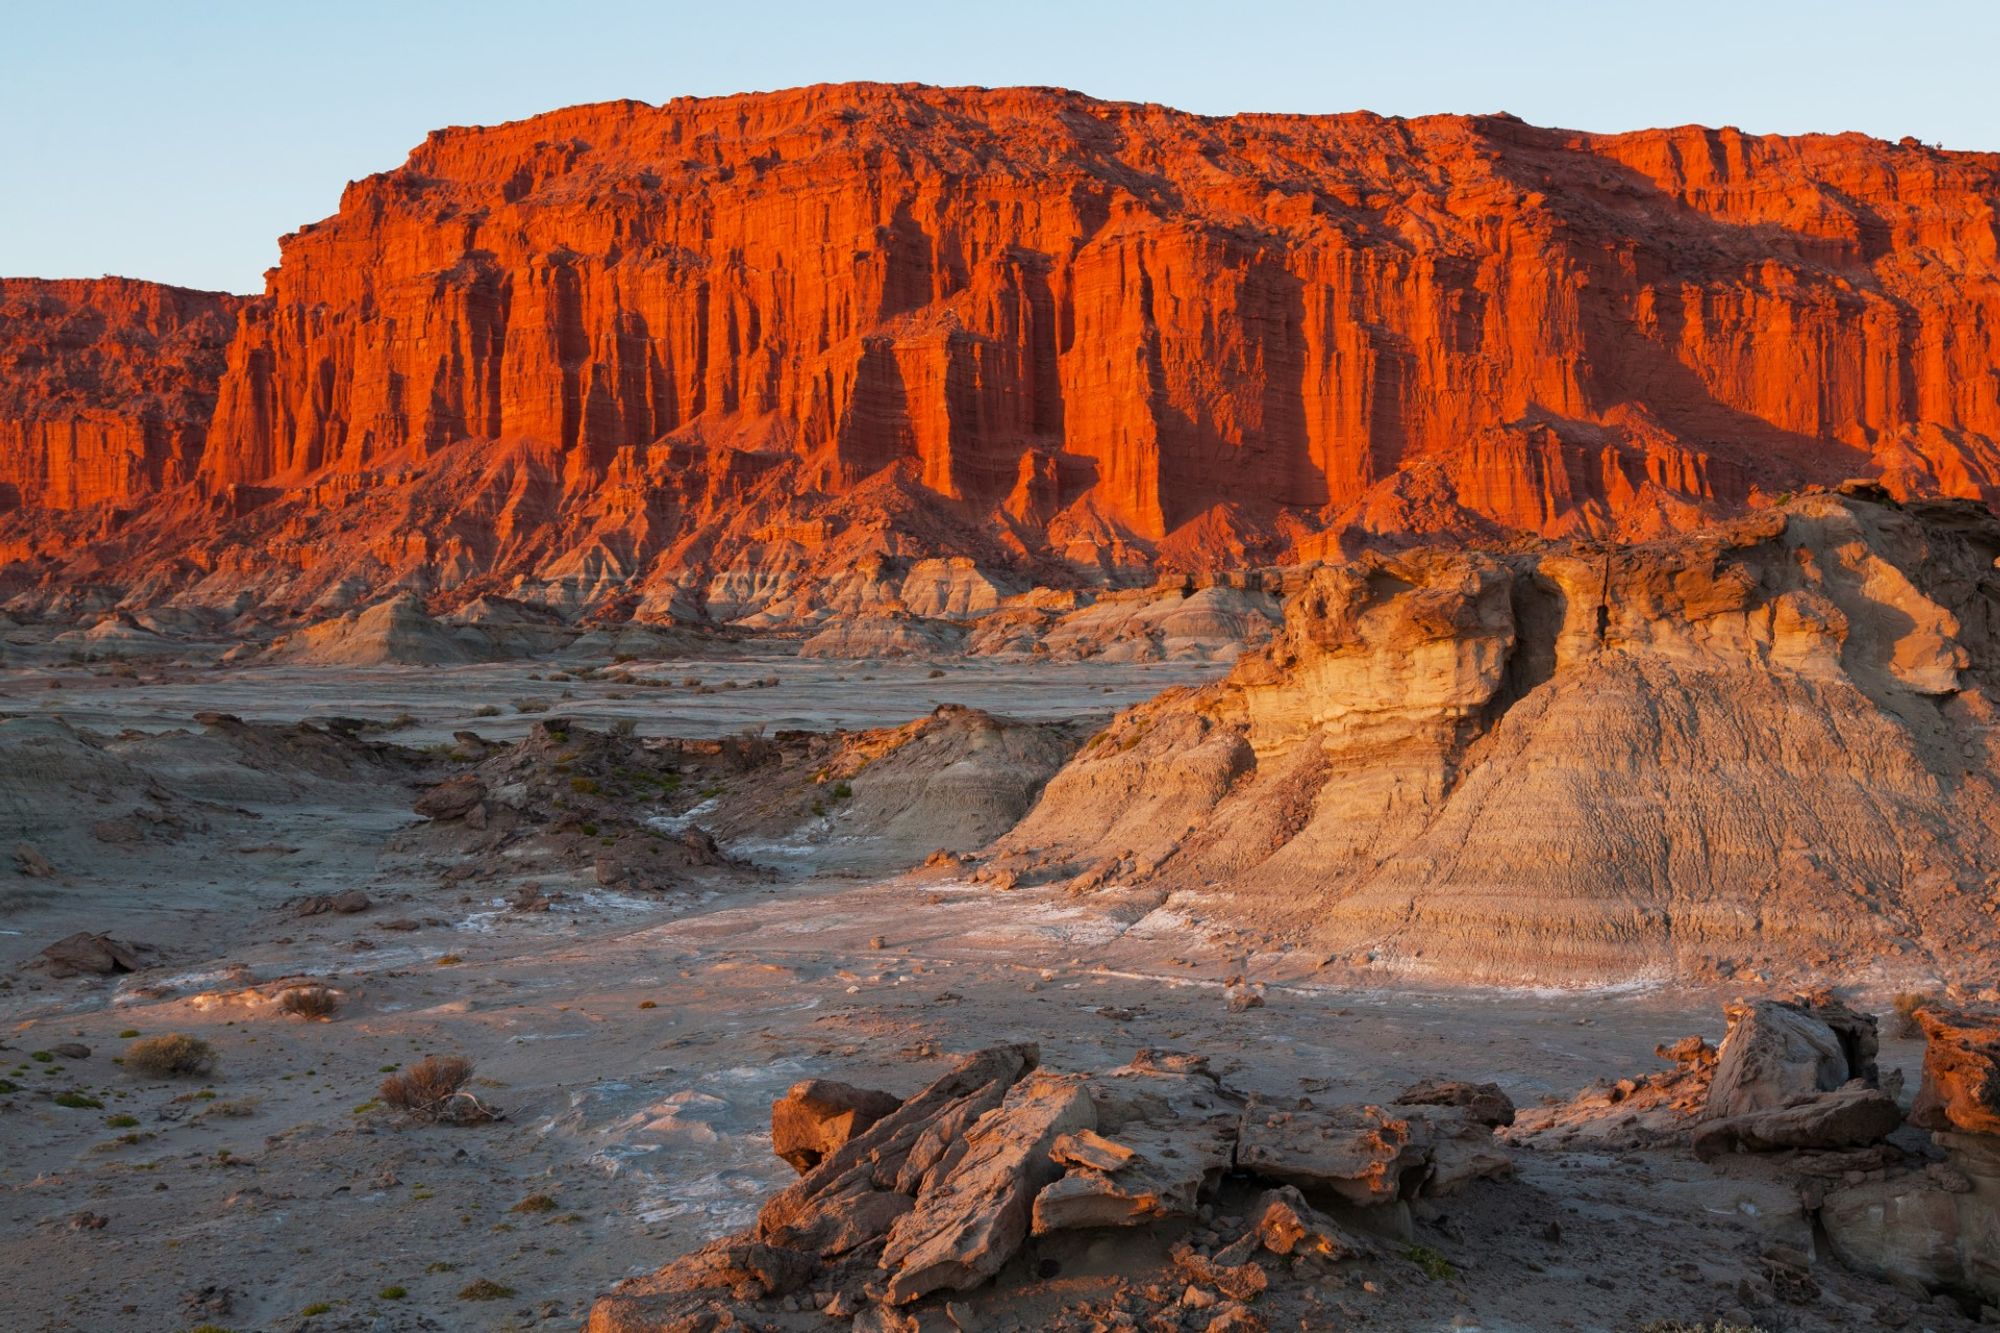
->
left=13, top=842, right=54, bottom=876
left=1244, top=1185, right=1368, bottom=1258
left=412, top=775, right=489, bottom=822
left=1224, top=982, right=1265, bottom=1012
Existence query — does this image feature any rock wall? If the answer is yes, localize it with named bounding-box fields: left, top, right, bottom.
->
left=996, top=490, right=2000, bottom=985
left=5, top=84, right=2000, bottom=614
left=0, top=278, right=241, bottom=512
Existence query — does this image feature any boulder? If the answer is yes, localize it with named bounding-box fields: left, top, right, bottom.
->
left=881, top=1070, right=1096, bottom=1302
left=1691, top=1084, right=1903, bottom=1161
left=1911, top=1007, right=2000, bottom=1136
left=35, top=932, right=142, bottom=976
left=413, top=775, right=489, bottom=822
left=1395, top=1078, right=1515, bottom=1127
left=1820, top=1131, right=2000, bottom=1304
left=770, top=1079, right=902, bottom=1174
left=1706, top=998, right=1876, bottom=1119
left=1235, top=1101, right=1429, bottom=1207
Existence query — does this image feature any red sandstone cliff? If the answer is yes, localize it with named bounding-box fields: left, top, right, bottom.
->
left=4, top=85, right=2000, bottom=618
left=0, top=278, right=241, bottom=513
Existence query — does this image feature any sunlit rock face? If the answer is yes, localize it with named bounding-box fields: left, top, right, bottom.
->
left=5, top=85, right=2000, bottom=616
left=997, top=492, right=2000, bottom=987
left=0, top=278, right=242, bottom=512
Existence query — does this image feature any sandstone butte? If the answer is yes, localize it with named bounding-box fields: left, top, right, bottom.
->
left=3, top=83, right=2000, bottom=622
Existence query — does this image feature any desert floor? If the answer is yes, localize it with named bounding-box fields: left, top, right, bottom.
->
left=0, top=655, right=1950, bottom=1333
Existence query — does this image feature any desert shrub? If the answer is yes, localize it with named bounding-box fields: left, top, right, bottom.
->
left=512, top=1192, right=559, bottom=1213
left=278, top=986, right=340, bottom=1020
left=458, top=1278, right=515, bottom=1301
left=610, top=717, right=637, bottom=737
left=473, top=704, right=501, bottom=718
left=378, top=1285, right=407, bottom=1299
left=512, top=697, right=550, bottom=714
left=569, top=776, right=600, bottom=795
left=105, top=1114, right=139, bottom=1128
left=1405, top=1244, right=1455, bottom=1281
left=379, top=1055, right=499, bottom=1124
left=124, top=1033, right=217, bottom=1078
left=54, top=1091, right=103, bottom=1109
left=1891, top=991, right=1936, bottom=1038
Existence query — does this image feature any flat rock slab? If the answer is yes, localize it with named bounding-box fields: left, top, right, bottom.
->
left=1235, top=1100, right=1428, bottom=1207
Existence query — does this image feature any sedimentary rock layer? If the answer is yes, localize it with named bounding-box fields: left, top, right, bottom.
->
left=4, top=87, right=2000, bottom=616
left=0, top=278, right=241, bottom=512
left=994, top=489, right=2000, bottom=985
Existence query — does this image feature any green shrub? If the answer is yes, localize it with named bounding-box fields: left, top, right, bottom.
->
left=1405, top=1243, right=1455, bottom=1281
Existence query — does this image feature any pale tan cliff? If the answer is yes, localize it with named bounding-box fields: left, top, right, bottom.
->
left=993, top=488, right=2000, bottom=985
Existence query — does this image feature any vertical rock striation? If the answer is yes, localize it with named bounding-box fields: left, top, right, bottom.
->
left=4, top=85, right=2000, bottom=613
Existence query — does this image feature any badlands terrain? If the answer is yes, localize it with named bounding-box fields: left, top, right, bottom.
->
left=5, top=82, right=2000, bottom=1333
left=4, top=486, right=2000, bottom=1333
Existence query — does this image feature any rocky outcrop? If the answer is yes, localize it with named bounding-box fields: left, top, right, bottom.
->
left=1817, top=1007, right=2000, bottom=1308
left=589, top=1045, right=1510, bottom=1329
left=7, top=87, right=2000, bottom=619
left=1911, top=1007, right=2000, bottom=1136
left=994, top=491, right=2000, bottom=985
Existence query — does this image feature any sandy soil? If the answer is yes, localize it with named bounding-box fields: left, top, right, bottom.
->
left=0, top=659, right=1969, bottom=1333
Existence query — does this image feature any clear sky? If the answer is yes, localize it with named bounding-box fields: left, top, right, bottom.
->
left=6, top=0, right=1995, bottom=293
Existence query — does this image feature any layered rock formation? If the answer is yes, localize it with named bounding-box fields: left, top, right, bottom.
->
left=5, top=85, right=2000, bottom=620
left=991, top=488, right=2000, bottom=984
left=0, top=278, right=241, bottom=513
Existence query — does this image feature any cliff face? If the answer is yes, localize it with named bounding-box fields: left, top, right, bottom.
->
left=997, top=489, right=2000, bottom=985
left=0, top=278, right=242, bottom=512
left=5, top=85, right=2000, bottom=616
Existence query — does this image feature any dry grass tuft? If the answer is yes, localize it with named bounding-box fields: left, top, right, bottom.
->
left=123, top=1033, right=217, bottom=1078
left=278, top=985, right=340, bottom=1020
left=379, top=1055, right=500, bottom=1124
left=1891, top=991, right=1937, bottom=1039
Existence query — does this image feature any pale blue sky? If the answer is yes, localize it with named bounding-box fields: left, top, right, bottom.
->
left=6, top=0, right=1994, bottom=293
